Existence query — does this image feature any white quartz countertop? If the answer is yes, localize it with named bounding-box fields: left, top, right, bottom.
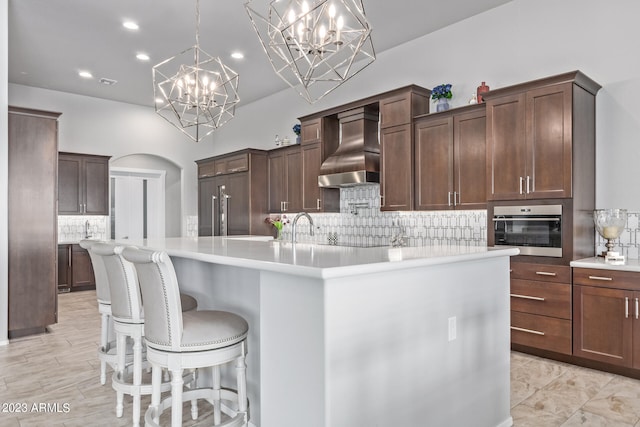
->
left=571, top=257, right=640, bottom=273
left=115, top=236, right=519, bottom=279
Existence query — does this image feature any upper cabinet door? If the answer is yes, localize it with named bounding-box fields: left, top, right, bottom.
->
left=454, top=108, right=487, bottom=209
left=485, top=93, right=527, bottom=201
left=58, top=155, right=83, bottom=214
left=414, top=116, right=454, bottom=211
left=526, top=83, right=572, bottom=199
left=84, top=157, right=109, bottom=215
left=380, top=124, right=413, bottom=211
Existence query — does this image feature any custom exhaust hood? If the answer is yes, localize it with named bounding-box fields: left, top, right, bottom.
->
left=318, top=104, right=380, bottom=188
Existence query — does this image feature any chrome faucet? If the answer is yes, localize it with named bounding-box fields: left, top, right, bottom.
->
left=291, top=212, right=314, bottom=243
left=84, top=220, right=92, bottom=239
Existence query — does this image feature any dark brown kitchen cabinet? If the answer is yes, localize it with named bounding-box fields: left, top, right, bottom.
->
left=268, top=145, right=302, bottom=213
left=299, top=116, right=340, bottom=212
left=484, top=71, right=601, bottom=201
left=8, top=107, right=60, bottom=338
left=572, top=268, right=640, bottom=369
left=57, top=244, right=71, bottom=292
left=301, top=118, right=322, bottom=145
left=378, top=86, right=430, bottom=211
left=57, top=244, right=96, bottom=292
left=380, top=124, right=413, bottom=211
left=414, top=105, right=486, bottom=211
left=509, top=262, right=572, bottom=355
left=197, top=149, right=269, bottom=237
left=58, top=152, right=110, bottom=215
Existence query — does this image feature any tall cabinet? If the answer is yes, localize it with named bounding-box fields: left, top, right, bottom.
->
left=8, top=107, right=61, bottom=338
left=197, top=149, right=270, bottom=236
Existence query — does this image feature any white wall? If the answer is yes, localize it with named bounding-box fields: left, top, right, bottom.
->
left=1, top=0, right=9, bottom=345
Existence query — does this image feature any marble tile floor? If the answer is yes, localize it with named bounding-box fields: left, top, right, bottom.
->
left=3, top=290, right=640, bottom=426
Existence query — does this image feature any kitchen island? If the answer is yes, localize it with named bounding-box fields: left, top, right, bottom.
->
left=119, top=236, right=518, bottom=427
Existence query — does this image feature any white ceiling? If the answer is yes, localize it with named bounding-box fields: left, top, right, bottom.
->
left=8, top=0, right=512, bottom=107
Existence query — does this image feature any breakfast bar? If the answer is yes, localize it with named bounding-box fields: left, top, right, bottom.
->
left=120, top=236, right=518, bottom=427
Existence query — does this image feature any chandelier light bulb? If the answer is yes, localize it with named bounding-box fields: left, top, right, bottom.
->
left=288, top=9, right=296, bottom=24
left=329, top=4, right=336, bottom=18
left=318, top=24, right=327, bottom=40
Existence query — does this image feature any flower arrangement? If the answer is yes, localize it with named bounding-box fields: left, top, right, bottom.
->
left=292, top=123, right=301, bottom=136
left=265, top=215, right=290, bottom=238
left=431, top=84, right=453, bottom=101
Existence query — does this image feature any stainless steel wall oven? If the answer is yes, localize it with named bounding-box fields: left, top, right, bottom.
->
left=492, top=204, right=563, bottom=257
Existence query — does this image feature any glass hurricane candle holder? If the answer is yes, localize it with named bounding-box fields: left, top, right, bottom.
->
left=593, top=209, right=627, bottom=256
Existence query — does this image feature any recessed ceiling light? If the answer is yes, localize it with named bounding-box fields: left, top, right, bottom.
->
left=231, top=52, right=244, bottom=59
left=136, top=53, right=150, bottom=61
left=78, top=71, right=93, bottom=79
left=123, top=21, right=139, bottom=30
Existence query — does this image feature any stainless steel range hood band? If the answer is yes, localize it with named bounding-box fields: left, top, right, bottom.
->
left=318, top=171, right=380, bottom=188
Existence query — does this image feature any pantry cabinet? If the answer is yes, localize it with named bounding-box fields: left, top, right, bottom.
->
left=58, top=152, right=110, bottom=215
left=8, top=107, right=60, bottom=337
left=414, top=104, right=486, bottom=210
left=573, top=268, right=640, bottom=368
left=484, top=71, right=600, bottom=201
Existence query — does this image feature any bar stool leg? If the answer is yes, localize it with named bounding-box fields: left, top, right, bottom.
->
left=190, top=369, right=198, bottom=420
left=151, top=364, right=162, bottom=424
left=133, top=332, right=143, bottom=427
left=100, top=312, right=109, bottom=385
left=115, top=332, right=126, bottom=417
left=236, top=355, right=248, bottom=417
left=170, top=368, right=184, bottom=427
left=213, top=366, right=221, bottom=424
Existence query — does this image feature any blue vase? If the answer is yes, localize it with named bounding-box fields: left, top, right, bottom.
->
left=436, top=98, right=450, bottom=112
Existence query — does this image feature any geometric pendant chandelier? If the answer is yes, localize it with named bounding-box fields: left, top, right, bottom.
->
left=244, top=0, right=375, bottom=104
left=153, top=0, right=240, bottom=142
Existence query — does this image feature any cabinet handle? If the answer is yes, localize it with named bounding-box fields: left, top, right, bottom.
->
left=68, top=245, right=72, bottom=267
left=510, top=293, right=545, bottom=302
left=316, top=199, right=321, bottom=210
left=510, top=326, right=545, bottom=336
left=211, top=195, right=217, bottom=236
left=448, top=192, right=452, bottom=207
left=535, top=271, right=557, bottom=277
left=626, top=297, right=630, bottom=318
left=588, top=275, right=613, bottom=281
left=316, top=128, right=319, bottom=139
left=453, top=191, right=458, bottom=207
left=519, top=177, right=524, bottom=195
left=526, top=176, right=531, bottom=194
left=636, top=298, right=639, bottom=320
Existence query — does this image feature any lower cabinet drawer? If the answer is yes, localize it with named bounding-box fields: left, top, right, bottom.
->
left=511, top=279, right=571, bottom=319
left=511, top=311, right=572, bottom=355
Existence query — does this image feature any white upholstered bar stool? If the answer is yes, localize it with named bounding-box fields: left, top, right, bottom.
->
left=122, top=246, right=249, bottom=427
left=92, top=242, right=199, bottom=426
left=79, top=239, right=117, bottom=385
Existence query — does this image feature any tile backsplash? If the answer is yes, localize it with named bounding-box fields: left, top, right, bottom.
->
left=58, top=215, right=109, bottom=243
left=277, top=184, right=487, bottom=248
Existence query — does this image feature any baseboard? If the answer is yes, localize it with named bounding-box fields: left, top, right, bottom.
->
left=497, top=416, right=514, bottom=427
left=0, top=339, right=8, bottom=346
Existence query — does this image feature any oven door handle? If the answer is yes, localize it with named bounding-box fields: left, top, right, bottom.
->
left=491, top=217, right=560, bottom=222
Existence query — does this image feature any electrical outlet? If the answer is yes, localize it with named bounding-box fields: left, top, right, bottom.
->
left=448, top=316, right=456, bottom=341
